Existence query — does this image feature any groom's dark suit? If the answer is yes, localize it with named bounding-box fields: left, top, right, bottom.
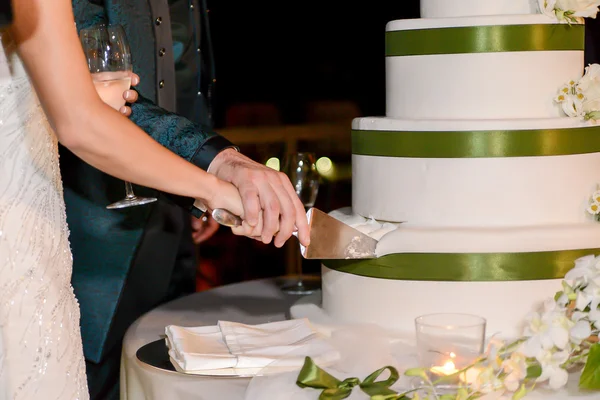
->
left=65, top=0, right=229, bottom=397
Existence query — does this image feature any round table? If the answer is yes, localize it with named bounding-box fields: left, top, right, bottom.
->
left=120, top=277, right=309, bottom=400
left=120, top=277, right=590, bottom=400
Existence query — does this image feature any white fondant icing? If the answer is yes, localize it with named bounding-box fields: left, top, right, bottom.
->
left=329, top=207, right=600, bottom=255
left=352, top=153, right=600, bottom=226
left=352, top=114, right=595, bottom=131
left=386, top=51, right=583, bottom=120
left=386, top=14, right=564, bottom=31
left=375, top=223, right=600, bottom=255
left=321, top=266, right=562, bottom=339
left=420, top=0, right=538, bottom=19
left=329, top=208, right=399, bottom=241
left=352, top=117, right=600, bottom=226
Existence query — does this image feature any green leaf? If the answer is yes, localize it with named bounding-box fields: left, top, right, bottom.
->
left=404, top=368, right=428, bottom=381
left=512, top=384, right=528, bottom=400
left=456, top=387, right=469, bottom=400
left=438, top=395, right=456, bottom=400
left=585, top=111, right=600, bottom=121
left=370, top=395, right=410, bottom=400
left=526, top=364, right=542, bottom=379
left=554, top=291, right=564, bottom=301
left=579, top=343, right=600, bottom=389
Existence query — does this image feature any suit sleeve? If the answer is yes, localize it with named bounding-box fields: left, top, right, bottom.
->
left=130, top=95, right=236, bottom=171
left=73, top=0, right=108, bottom=30
left=129, top=96, right=238, bottom=216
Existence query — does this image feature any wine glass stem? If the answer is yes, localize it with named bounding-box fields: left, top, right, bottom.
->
left=125, top=181, right=137, bottom=200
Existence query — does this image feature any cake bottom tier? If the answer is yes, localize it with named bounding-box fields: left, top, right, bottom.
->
left=321, top=266, right=562, bottom=339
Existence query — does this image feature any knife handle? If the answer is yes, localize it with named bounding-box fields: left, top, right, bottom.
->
left=211, top=209, right=299, bottom=239
left=211, top=208, right=243, bottom=227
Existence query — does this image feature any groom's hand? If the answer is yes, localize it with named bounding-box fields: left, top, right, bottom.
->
left=191, top=214, right=220, bottom=244
left=119, top=72, right=140, bottom=117
left=208, top=149, right=310, bottom=248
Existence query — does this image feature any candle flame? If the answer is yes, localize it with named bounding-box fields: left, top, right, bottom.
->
left=430, top=360, right=458, bottom=376
left=442, top=360, right=456, bottom=372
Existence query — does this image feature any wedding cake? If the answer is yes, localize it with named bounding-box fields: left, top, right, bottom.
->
left=320, top=0, right=600, bottom=341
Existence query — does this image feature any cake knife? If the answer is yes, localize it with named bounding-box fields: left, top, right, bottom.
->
left=210, top=207, right=379, bottom=260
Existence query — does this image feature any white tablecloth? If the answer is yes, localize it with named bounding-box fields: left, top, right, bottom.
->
left=120, top=277, right=303, bottom=400
left=121, top=277, right=593, bottom=400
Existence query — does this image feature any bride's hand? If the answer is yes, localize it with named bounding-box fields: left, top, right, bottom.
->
left=119, top=72, right=140, bottom=117
left=202, top=178, right=272, bottom=240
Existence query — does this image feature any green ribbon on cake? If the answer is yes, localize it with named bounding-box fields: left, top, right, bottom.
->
left=322, top=248, right=600, bottom=281
left=352, top=126, right=600, bottom=157
left=386, top=23, right=584, bottom=56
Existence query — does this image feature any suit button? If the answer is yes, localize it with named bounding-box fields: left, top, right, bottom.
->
left=155, top=17, right=162, bottom=26
left=159, top=48, right=166, bottom=57
left=159, top=80, right=165, bottom=88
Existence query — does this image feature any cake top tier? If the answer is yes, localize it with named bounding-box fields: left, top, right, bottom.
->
left=421, top=0, right=538, bottom=18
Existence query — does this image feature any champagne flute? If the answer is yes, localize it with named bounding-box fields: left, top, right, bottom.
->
left=281, top=152, right=321, bottom=295
left=79, top=24, right=157, bottom=209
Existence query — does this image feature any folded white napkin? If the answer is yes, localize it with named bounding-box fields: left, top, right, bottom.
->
left=165, top=318, right=339, bottom=373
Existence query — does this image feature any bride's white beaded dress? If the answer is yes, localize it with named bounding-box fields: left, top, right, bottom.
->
left=0, top=32, right=88, bottom=399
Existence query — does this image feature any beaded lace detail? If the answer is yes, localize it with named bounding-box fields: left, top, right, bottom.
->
left=0, top=33, right=88, bottom=399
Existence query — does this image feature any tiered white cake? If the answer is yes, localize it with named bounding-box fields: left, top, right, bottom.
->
left=320, top=0, right=600, bottom=340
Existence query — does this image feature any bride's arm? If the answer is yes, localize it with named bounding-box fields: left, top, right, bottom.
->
left=9, top=0, right=245, bottom=217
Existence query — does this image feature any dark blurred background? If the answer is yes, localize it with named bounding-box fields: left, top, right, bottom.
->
left=194, top=1, right=600, bottom=291
left=195, top=1, right=421, bottom=290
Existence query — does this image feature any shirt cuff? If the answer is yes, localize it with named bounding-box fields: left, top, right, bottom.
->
left=189, top=134, right=239, bottom=172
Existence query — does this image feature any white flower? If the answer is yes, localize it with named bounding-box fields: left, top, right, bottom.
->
left=558, top=0, right=600, bottom=18
left=483, top=337, right=505, bottom=370
left=523, top=312, right=544, bottom=337
left=536, top=349, right=570, bottom=390
left=588, top=201, right=600, bottom=216
left=540, top=0, right=600, bottom=20
left=578, top=64, right=600, bottom=113
left=523, top=310, right=573, bottom=355
left=470, top=365, right=504, bottom=394
left=543, top=297, right=563, bottom=313
left=583, top=284, right=600, bottom=303
left=575, top=290, right=593, bottom=311
left=540, top=0, right=558, bottom=17
left=501, top=352, right=527, bottom=391
left=559, top=92, right=585, bottom=117
left=588, top=298, right=600, bottom=328
left=591, top=190, right=600, bottom=203
left=554, top=77, right=586, bottom=117
left=546, top=313, right=576, bottom=350
left=564, top=254, right=599, bottom=282
left=556, top=292, right=570, bottom=308
left=570, top=319, right=593, bottom=343
left=555, top=65, right=600, bottom=120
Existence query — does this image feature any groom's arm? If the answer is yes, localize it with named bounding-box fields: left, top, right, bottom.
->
left=129, top=96, right=237, bottom=216
left=129, top=95, right=235, bottom=172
